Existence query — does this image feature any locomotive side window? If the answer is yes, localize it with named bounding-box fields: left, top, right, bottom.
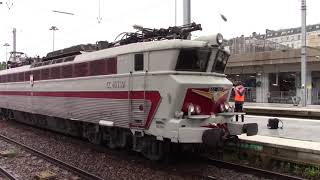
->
left=175, top=48, right=211, bottom=72
left=74, top=62, right=89, bottom=77
left=12, top=73, right=17, bottom=82
left=3, top=75, right=7, bottom=83
left=64, top=56, right=75, bottom=62
left=134, top=54, right=144, bottom=71
left=51, top=66, right=61, bottom=79
left=33, top=70, right=40, bottom=81
left=62, top=65, right=73, bottom=78
left=211, top=50, right=229, bottom=74
left=18, top=73, right=24, bottom=82
left=107, top=58, right=117, bottom=74
left=24, top=71, right=31, bottom=81
left=41, top=68, right=50, bottom=80
left=7, top=74, right=12, bottom=82
left=89, top=59, right=106, bottom=76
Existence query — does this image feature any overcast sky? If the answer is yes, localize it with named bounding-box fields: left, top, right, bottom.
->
left=0, top=0, right=319, bottom=61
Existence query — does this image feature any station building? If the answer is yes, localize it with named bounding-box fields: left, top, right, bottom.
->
left=226, top=23, right=320, bottom=105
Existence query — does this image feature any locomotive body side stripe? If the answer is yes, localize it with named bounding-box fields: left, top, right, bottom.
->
left=0, top=91, right=161, bottom=129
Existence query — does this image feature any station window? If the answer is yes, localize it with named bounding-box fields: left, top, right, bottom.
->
left=134, top=54, right=144, bottom=71
left=74, top=62, right=89, bottom=77
left=61, top=65, right=73, bottom=78
left=51, top=66, right=61, bottom=79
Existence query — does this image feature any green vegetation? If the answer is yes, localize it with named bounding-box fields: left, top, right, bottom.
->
left=222, top=149, right=320, bottom=179
left=304, top=166, right=320, bottom=179
left=0, top=61, right=7, bottom=70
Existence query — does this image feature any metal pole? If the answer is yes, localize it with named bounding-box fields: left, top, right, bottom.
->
left=52, top=30, right=55, bottom=51
left=5, top=47, right=8, bottom=61
left=12, top=28, right=16, bottom=62
left=301, top=0, right=307, bottom=106
left=183, top=0, right=190, bottom=25
left=49, top=26, right=58, bottom=51
left=183, top=0, right=191, bottom=39
left=175, top=0, right=177, bottom=26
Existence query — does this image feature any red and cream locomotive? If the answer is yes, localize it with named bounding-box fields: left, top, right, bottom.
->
left=0, top=23, right=257, bottom=160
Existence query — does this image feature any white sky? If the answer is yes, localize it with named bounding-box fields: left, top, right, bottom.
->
left=0, top=0, right=319, bottom=61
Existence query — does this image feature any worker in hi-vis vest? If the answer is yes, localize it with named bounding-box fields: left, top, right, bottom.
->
left=234, top=82, right=245, bottom=122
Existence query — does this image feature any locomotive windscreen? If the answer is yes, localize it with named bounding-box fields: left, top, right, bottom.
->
left=211, top=50, right=229, bottom=74
left=175, top=48, right=211, bottom=72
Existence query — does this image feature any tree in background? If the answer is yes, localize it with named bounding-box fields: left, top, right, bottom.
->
left=0, top=62, right=7, bottom=70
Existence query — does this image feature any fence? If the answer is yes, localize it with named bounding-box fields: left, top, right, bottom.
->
left=227, top=38, right=289, bottom=55
left=268, top=91, right=296, bottom=104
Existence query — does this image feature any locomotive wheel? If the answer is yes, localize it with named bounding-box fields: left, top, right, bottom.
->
left=106, top=128, right=117, bottom=149
left=105, top=128, right=131, bottom=149
left=84, top=124, right=102, bottom=145
left=142, top=137, right=164, bottom=161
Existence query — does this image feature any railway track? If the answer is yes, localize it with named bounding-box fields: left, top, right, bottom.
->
left=0, top=166, right=16, bottom=180
left=0, top=134, right=104, bottom=180
left=205, top=157, right=306, bottom=180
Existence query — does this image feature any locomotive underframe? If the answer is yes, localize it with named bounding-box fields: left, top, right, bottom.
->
left=0, top=108, right=205, bottom=160
left=0, top=108, right=257, bottom=161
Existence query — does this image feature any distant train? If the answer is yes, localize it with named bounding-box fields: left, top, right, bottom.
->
left=0, top=23, right=257, bottom=160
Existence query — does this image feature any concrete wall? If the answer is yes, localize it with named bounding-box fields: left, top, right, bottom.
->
left=226, top=48, right=320, bottom=68
left=225, top=48, right=320, bottom=104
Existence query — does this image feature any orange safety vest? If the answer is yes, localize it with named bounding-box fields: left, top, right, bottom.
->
left=235, top=87, right=245, bottom=102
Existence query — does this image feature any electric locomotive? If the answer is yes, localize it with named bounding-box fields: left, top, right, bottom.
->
left=0, top=23, right=258, bottom=160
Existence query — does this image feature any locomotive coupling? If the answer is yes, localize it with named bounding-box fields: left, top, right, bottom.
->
left=202, top=128, right=224, bottom=149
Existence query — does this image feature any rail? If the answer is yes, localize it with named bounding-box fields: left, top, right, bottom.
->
left=0, top=134, right=104, bottom=180
left=0, top=167, right=16, bottom=180
left=205, top=157, right=306, bottom=180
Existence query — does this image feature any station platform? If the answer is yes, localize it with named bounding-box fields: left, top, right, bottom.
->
left=237, top=134, right=320, bottom=165
left=242, top=102, right=320, bottom=119
left=233, top=115, right=320, bottom=165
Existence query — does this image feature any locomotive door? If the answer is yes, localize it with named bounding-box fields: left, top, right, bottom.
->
left=129, top=53, right=149, bottom=129
left=29, top=73, right=34, bottom=114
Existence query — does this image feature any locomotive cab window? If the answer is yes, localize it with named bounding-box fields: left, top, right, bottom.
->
left=175, top=48, right=211, bottom=72
left=211, top=50, right=229, bottom=74
left=134, top=54, right=144, bottom=71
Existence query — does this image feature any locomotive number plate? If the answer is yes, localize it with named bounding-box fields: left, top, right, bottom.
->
left=106, top=80, right=126, bottom=89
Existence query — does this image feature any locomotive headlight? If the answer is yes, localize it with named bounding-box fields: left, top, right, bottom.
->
left=195, top=105, right=201, bottom=114
left=220, top=104, right=225, bottom=112
left=188, top=103, right=195, bottom=116
left=174, top=111, right=184, bottom=119
left=216, top=33, right=223, bottom=45
left=224, top=103, right=230, bottom=111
